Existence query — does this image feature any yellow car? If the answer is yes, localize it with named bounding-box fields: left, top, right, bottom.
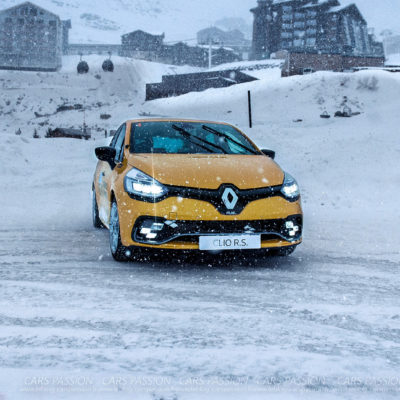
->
left=92, top=119, right=303, bottom=261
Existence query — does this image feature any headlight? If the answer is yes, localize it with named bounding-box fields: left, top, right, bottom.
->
left=124, top=168, right=168, bottom=199
left=281, top=172, right=300, bottom=200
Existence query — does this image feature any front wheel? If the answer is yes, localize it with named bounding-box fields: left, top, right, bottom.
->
left=109, top=200, right=130, bottom=262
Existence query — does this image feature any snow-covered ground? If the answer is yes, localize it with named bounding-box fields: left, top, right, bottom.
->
left=0, top=61, right=399, bottom=399
left=0, top=55, right=200, bottom=138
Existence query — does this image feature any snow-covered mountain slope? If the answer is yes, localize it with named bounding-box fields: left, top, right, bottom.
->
left=0, top=0, right=396, bottom=43
left=0, top=55, right=200, bottom=137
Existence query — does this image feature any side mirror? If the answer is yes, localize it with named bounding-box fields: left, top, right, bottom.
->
left=261, top=149, right=275, bottom=159
left=95, top=146, right=116, bottom=167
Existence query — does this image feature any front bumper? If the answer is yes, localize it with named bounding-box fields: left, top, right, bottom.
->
left=117, top=191, right=303, bottom=250
left=132, top=215, right=302, bottom=246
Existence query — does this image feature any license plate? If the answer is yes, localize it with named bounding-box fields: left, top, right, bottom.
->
left=199, top=235, right=261, bottom=251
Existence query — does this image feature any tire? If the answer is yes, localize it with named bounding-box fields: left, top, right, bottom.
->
left=270, top=245, right=297, bottom=257
left=109, top=200, right=130, bottom=262
left=92, top=188, right=104, bottom=229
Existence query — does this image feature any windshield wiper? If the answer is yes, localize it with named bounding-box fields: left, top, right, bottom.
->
left=172, top=124, right=227, bottom=154
left=202, top=125, right=259, bottom=155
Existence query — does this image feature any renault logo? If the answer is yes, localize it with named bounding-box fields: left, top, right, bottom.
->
left=221, top=187, right=239, bottom=210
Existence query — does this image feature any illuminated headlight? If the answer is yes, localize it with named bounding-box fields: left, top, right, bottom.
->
left=281, top=173, right=300, bottom=200
left=124, top=168, right=167, bottom=199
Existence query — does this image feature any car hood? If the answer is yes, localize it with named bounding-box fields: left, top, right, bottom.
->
left=127, top=154, right=284, bottom=189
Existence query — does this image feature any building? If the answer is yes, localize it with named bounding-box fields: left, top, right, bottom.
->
left=197, top=27, right=251, bottom=60
left=119, top=29, right=241, bottom=67
left=198, top=27, right=249, bottom=47
left=0, top=2, right=71, bottom=71
left=250, top=0, right=384, bottom=60
left=282, top=51, right=385, bottom=77
left=120, top=30, right=165, bottom=61
left=146, top=70, right=257, bottom=101
left=47, top=127, right=91, bottom=140
left=67, top=43, right=121, bottom=56
left=159, top=42, right=204, bottom=66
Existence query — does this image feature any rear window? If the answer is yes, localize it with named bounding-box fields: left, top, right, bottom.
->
left=129, top=121, right=259, bottom=155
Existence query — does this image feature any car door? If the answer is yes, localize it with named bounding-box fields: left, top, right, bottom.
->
left=96, top=125, right=125, bottom=225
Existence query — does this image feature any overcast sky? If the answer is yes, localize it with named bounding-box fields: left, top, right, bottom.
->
left=325, top=0, right=398, bottom=34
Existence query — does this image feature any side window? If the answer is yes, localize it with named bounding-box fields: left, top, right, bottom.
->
left=109, top=126, right=122, bottom=148
left=114, top=124, right=126, bottom=163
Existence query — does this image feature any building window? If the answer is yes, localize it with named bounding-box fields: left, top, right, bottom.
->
left=5, top=17, right=12, bottom=23
left=307, top=10, right=317, bottom=18
left=344, top=16, right=352, bottom=46
left=293, top=39, right=305, bottom=47
left=283, top=6, right=292, bottom=12
left=18, top=18, right=24, bottom=25
left=307, top=19, right=317, bottom=27
left=30, top=8, right=37, bottom=16
left=282, top=41, right=293, bottom=48
left=282, top=23, right=292, bottom=29
left=282, top=14, right=293, bottom=21
left=281, top=32, right=293, bottom=39
left=306, top=29, right=317, bottom=35
left=295, top=13, right=305, bottom=19
left=306, top=38, right=316, bottom=46
left=294, top=21, right=305, bottom=28
left=294, top=30, right=305, bottom=38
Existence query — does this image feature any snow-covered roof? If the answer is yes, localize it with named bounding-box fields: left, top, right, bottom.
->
left=327, top=3, right=366, bottom=23
left=0, top=1, right=60, bottom=20
left=122, top=30, right=165, bottom=38
left=301, top=0, right=339, bottom=9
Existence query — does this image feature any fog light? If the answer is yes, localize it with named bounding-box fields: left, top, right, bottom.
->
left=285, top=221, right=299, bottom=237
left=138, top=220, right=165, bottom=241
left=140, top=227, right=151, bottom=235
left=151, top=223, right=164, bottom=231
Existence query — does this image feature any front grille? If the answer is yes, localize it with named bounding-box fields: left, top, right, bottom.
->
left=132, top=215, right=302, bottom=245
left=127, top=183, right=291, bottom=215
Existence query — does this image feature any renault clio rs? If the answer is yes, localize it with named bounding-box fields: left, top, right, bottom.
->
left=92, top=119, right=303, bottom=261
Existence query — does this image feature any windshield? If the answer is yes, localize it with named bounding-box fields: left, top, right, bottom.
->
left=130, top=121, right=260, bottom=155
